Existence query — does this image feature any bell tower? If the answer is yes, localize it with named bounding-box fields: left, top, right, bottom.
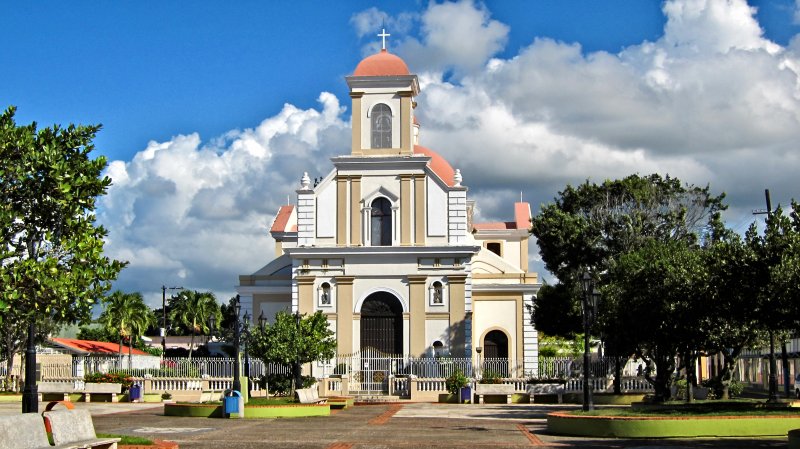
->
left=346, top=29, right=420, bottom=157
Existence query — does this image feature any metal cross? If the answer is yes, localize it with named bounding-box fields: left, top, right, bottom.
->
left=378, top=28, right=390, bottom=50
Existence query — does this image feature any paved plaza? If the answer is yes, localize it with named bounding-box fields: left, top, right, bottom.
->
left=0, top=401, right=789, bottom=448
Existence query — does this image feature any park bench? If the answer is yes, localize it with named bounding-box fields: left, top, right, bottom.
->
left=0, top=412, right=56, bottom=449
left=526, top=383, right=565, bottom=404
left=38, top=381, right=122, bottom=403
left=43, top=408, right=121, bottom=449
left=295, top=387, right=327, bottom=404
left=474, top=383, right=515, bottom=404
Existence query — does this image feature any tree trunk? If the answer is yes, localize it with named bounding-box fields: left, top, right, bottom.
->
left=781, top=339, right=791, bottom=398
left=613, top=357, right=622, bottom=395
left=685, top=353, right=695, bottom=403
left=717, top=346, right=742, bottom=400
left=128, top=335, right=133, bottom=371
left=189, top=331, right=195, bottom=360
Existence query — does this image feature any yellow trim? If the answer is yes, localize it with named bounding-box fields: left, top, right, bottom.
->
left=407, top=275, right=427, bottom=356
left=335, top=276, right=354, bottom=354
left=400, top=175, right=412, bottom=246
left=336, top=177, right=347, bottom=246
left=448, top=275, right=467, bottom=357
left=399, top=93, right=413, bottom=155
left=520, top=236, right=529, bottom=273
left=425, top=313, right=450, bottom=319
left=414, top=176, right=425, bottom=246
left=350, top=93, right=363, bottom=156
left=274, top=241, right=283, bottom=258
left=297, top=276, right=315, bottom=316
left=473, top=273, right=538, bottom=283
left=350, top=176, right=361, bottom=246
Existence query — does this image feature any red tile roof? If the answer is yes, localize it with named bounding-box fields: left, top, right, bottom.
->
left=414, top=145, right=455, bottom=187
left=270, top=205, right=295, bottom=233
left=473, top=202, right=531, bottom=232
left=50, top=338, right=149, bottom=355
left=354, top=49, right=411, bottom=77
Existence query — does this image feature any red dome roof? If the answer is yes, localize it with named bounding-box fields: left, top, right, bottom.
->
left=414, top=145, right=455, bottom=187
left=354, top=49, right=410, bottom=77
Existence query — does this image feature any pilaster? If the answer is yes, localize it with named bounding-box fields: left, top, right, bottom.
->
left=336, top=177, right=348, bottom=246
left=448, top=275, right=467, bottom=357
left=335, top=276, right=355, bottom=355
left=350, top=176, right=361, bottom=246
left=400, top=175, right=412, bottom=246
left=414, top=175, right=425, bottom=246
left=407, top=275, right=427, bottom=356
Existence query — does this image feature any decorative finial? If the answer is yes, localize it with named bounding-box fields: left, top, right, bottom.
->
left=454, top=169, right=462, bottom=187
left=378, top=28, right=390, bottom=51
left=301, top=172, right=310, bottom=190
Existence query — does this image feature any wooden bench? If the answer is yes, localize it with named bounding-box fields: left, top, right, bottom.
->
left=295, top=387, right=327, bottom=404
left=43, top=408, right=121, bottom=449
left=474, top=383, right=515, bottom=404
left=0, top=413, right=57, bottom=449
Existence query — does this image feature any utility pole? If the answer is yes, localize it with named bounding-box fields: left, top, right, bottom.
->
left=754, top=189, right=779, bottom=402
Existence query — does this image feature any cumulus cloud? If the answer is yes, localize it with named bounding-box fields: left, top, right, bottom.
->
left=101, top=0, right=800, bottom=300
left=99, top=94, right=348, bottom=306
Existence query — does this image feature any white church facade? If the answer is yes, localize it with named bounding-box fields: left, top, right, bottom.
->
left=237, top=43, right=541, bottom=376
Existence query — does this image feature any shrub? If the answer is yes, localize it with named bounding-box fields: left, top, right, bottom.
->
left=445, top=368, right=469, bottom=395
left=479, top=370, right=503, bottom=384
left=701, top=378, right=744, bottom=399
left=84, top=371, right=133, bottom=389
left=257, top=373, right=314, bottom=396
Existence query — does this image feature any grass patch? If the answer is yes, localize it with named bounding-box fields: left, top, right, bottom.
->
left=247, top=397, right=297, bottom=406
left=576, top=403, right=800, bottom=417
left=96, top=433, right=154, bottom=445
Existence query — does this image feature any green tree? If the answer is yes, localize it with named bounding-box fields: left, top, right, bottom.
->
left=0, top=107, right=125, bottom=396
left=98, top=291, right=154, bottom=368
left=169, top=290, right=220, bottom=360
left=608, top=239, right=708, bottom=401
left=248, top=310, right=336, bottom=392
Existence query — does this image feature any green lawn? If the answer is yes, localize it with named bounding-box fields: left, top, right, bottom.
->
left=576, top=401, right=800, bottom=417
left=96, top=434, right=154, bottom=445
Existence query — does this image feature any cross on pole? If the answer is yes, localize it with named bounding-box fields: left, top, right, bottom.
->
left=378, top=28, right=390, bottom=50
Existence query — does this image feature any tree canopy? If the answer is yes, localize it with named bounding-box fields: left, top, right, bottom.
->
left=0, top=106, right=125, bottom=382
left=169, top=290, right=220, bottom=359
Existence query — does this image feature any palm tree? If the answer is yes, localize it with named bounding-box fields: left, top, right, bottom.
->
left=126, top=302, right=155, bottom=368
left=99, top=291, right=149, bottom=364
left=169, top=290, right=220, bottom=360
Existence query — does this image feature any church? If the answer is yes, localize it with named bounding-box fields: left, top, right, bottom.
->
left=237, top=36, right=540, bottom=378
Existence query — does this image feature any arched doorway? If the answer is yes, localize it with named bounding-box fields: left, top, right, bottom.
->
left=483, top=330, right=509, bottom=377
left=360, top=292, right=403, bottom=355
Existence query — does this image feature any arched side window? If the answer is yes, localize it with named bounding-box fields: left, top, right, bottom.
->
left=430, top=281, right=444, bottom=306
left=371, top=103, right=392, bottom=148
left=432, top=340, right=445, bottom=358
left=318, top=281, right=333, bottom=307
left=370, top=198, right=392, bottom=246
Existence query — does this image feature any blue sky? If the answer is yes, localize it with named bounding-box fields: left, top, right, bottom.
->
left=3, top=1, right=800, bottom=304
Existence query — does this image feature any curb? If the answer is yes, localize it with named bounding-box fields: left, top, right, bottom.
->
left=121, top=439, right=178, bottom=449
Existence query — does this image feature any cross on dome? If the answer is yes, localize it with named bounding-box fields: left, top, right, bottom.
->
left=378, top=28, right=390, bottom=50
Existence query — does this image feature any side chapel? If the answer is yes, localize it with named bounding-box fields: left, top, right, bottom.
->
left=237, top=37, right=541, bottom=375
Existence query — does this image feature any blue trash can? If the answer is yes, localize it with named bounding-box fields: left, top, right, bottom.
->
left=224, top=390, right=243, bottom=417
left=129, top=384, right=142, bottom=402
left=460, top=386, right=472, bottom=403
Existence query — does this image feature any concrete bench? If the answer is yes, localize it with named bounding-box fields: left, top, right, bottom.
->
left=526, top=383, right=565, bottom=404
left=0, top=413, right=57, bottom=449
left=43, top=408, right=120, bottom=449
left=474, top=383, right=515, bottom=404
left=38, top=382, right=121, bottom=403
left=295, top=387, right=327, bottom=404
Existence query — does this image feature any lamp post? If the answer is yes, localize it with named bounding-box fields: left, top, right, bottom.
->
left=242, top=311, right=251, bottom=398
left=475, top=346, right=483, bottom=380
left=294, top=311, right=302, bottom=391
left=232, top=296, right=242, bottom=394
left=581, top=271, right=600, bottom=412
left=22, top=321, right=37, bottom=413
left=161, top=286, right=183, bottom=356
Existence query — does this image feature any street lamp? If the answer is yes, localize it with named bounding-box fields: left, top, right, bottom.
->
left=294, top=312, right=302, bottom=391
left=161, top=286, right=183, bottom=355
left=581, top=271, right=600, bottom=412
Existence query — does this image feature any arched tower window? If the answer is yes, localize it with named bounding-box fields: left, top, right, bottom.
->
left=371, top=103, right=392, bottom=148
left=371, top=197, right=392, bottom=246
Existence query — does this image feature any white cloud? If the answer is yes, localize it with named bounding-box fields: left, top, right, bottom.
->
left=99, top=94, right=349, bottom=307
left=101, top=0, right=800, bottom=302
